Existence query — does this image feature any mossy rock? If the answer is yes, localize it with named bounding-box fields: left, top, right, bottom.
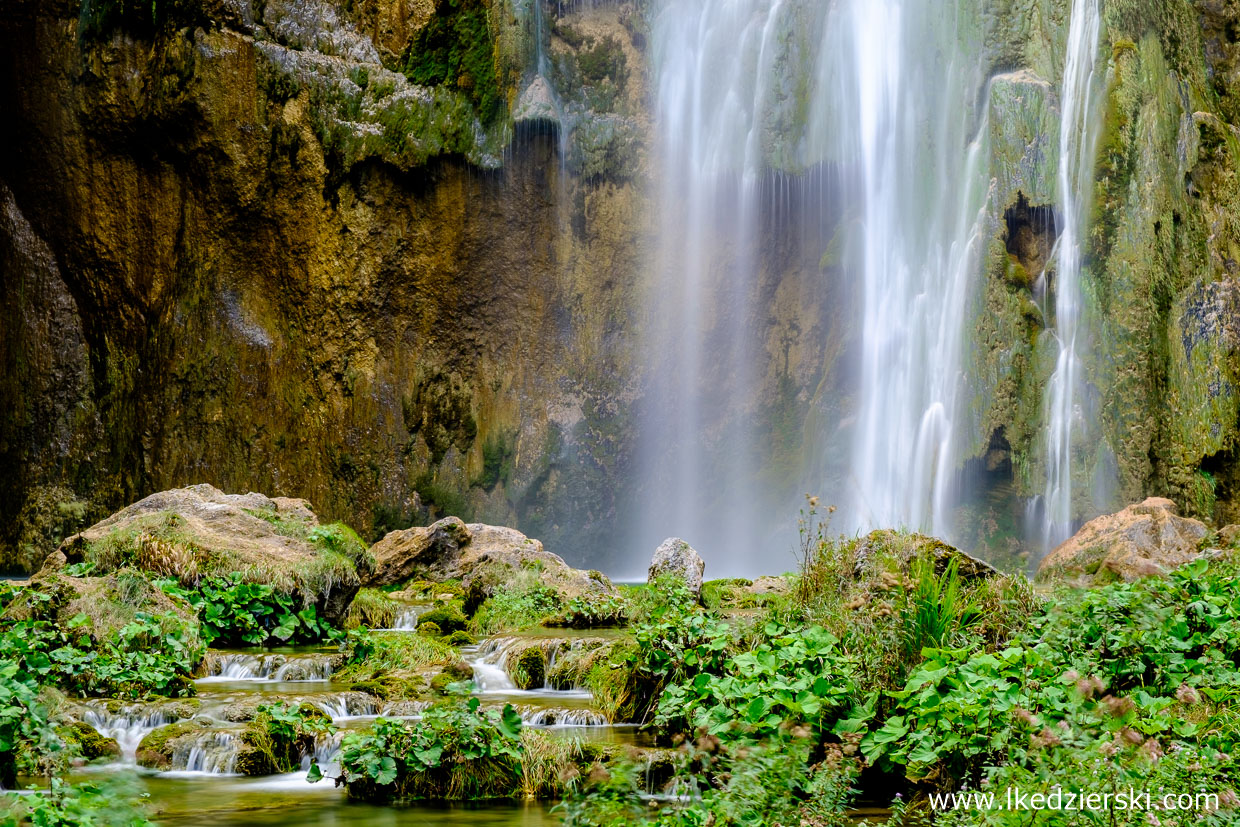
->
left=419, top=603, right=467, bottom=633
left=700, top=578, right=754, bottom=610
left=442, top=659, right=473, bottom=681
left=511, top=647, right=545, bottom=690
left=57, top=721, right=120, bottom=761
left=445, top=630, right=475, bottom=646
left=136, top=721, right=205, bottom=769
left=349, top=679, right=392, bottom=700
left=418, top=621, right=442, bottom=637
left=429, top=673, right=455, bottom=694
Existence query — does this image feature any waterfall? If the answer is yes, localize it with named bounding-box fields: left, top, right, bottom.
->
left=1039, top=0, right=1103, bottom=550
left=639, top=0, right=996, bottom=568
left=636, top=0, right=791, bottom=576
left=199, top=652, right=334, bottom=682
left=83, top=703, right=176, bottom=764
left=169, top=731, right=240, bottom=775
left=834, top=0, right=992, bottom=540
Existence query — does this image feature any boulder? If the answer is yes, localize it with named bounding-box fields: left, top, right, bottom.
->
left=45, top=484, right=368, bottom=624
left=853, top=530, right=998, bottom=582
left=1037, top=498, right=1209, bottom=585
left=647, top=538, right=705, bottom=599
left=747, top=575, right=791, bottom=596
left=367, top=519, right=616, bottom=599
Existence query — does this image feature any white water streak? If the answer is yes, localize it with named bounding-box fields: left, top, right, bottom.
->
left=1041, top=0, right=1102, bottom=550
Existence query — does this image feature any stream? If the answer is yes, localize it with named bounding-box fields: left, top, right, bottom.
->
left=36, top=619, right=633, bottom=824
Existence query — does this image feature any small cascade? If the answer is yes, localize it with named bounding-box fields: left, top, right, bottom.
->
left=169, top=731, right=240, bottom=775
left=82, top=703, right=177, bottom=763
left=200, top=652, right=333, bottom=682
left=468, top=637, right=523, bottom=693
left=390, top=606, right=424, bottom=631
left=316, top=692, right=380, bottom=721
left=300, top=731, right=344, bottom=770
left=516, top=706, right=608, bottom=727
left=468, top=636, right=597, bottom=696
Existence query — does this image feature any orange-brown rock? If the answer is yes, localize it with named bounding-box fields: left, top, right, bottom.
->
left=1037, top=498, right=1209, bottom=585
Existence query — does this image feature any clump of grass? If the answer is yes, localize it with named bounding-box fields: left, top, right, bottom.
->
left=335, top=631, right=457, bottom=686
left=470, top=570, right=563, bottom=635
left=346, top=588, right=403, bottom=629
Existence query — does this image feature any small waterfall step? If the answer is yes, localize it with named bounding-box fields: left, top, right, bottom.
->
left=81, top=701, right=185, bottom=763
left=199, top=651, right=336, bottom=683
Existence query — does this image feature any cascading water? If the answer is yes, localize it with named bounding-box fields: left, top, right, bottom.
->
left=83, top=704, right=177, bottom=764
left=831, top=0, right=993, bottom=540
left=199, top=652, right=334, bottom=682
left=640, top=0, right=997, bottom=566
left=636, top=0, right=786, bottom=576
left=1038, top=0, right=1103, bottom=550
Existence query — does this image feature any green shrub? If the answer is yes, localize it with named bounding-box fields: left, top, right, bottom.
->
left=313, top=698, right=524, bottom=801
left=165, top=573, right=333, bottom=646
left=419, top=603, right=467, bottom=634
left=656, top=623, right=859, bottom=740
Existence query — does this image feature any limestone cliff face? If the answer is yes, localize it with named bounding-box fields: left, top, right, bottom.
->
left=969, top=0, right=1240, bottom=555
left=7, top=0, right=1240, bottom=574
left=0, top=0, right=649, bottom=571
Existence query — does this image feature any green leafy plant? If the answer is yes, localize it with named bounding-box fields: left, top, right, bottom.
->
left=656, top=623, right=859, bottom=740
left=314, top=698, right=524, bottom=801
left=164, top=574, right=332, bottom=646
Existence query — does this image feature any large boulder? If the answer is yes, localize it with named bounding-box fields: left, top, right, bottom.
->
left=1037, top=498, right=1209, bottom=585
left=368, top=519, right=615, bottom=598
left=647, top=538, right=705, bottom=599
left=853, top=530, right=998, bottom=582
left=44, top=484, right=369, bottom=624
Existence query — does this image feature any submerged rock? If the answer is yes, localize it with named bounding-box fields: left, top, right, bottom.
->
left=647, top=538, right=705, bottom=600
left=368, top=519, right=616, bottom=599
left=47, top=484, right=368, bottom=624
left=1037, top=498, right=1210, bottom=585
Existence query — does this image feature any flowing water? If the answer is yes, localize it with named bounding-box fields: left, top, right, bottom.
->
left=640, top=0, right=996, bottom=560
left=1038, top=0, right=1104, bottom=550
left=828, top=0, right=992, bottom=540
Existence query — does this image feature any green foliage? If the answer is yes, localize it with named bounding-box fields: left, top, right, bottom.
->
left=346, top=588, right=403, bottom=630
left=470, top=582, right=563, bottom=635
left=557, top=735, right=860, bottom=827
left=240, top=702, right=336, bottom=776
left=614, top=578, right=734, bottom=724
left=0, top=611, right=202, bottom=701
left=656, top=623, right=858, bottom=740
left=334, top=629, right=455, bottom=692
left=317, top=698, right=524, bottom=801
left=545, top=592, right=628, bottom=628
left=899, top=556, right=983, bottom=661
left=473, top=430, right=516, bottom=491
left=2, top=775, right=154, bottom=826
left=401, top=0, right=503, bottom=125
left=418, top=603, right=467, bottom=634
left=165, top=574, right=333, bottom=646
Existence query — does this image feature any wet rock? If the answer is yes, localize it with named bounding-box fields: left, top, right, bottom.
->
left=647, top=538, right=705, bottom=599
left=1037, top=498, right=1210, bottom=585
